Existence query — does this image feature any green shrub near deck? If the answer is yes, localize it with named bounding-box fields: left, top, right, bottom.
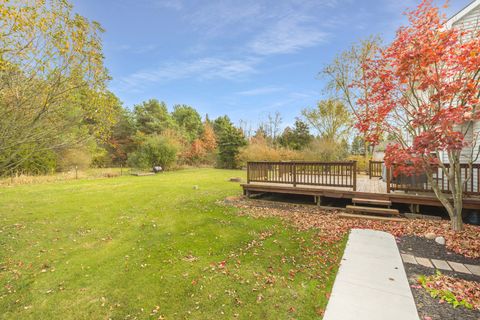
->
left=0, top=169, right=345, bottom=319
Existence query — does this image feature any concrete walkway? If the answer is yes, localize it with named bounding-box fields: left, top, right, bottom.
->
left=324, top=229, right=419, bottom=320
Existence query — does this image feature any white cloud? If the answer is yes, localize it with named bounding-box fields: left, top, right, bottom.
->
left=187, top=1, right=266, bottom=37
left=249, top=15, right=329, bottom=55
left=236, top=86, right=283, bottom=96
left=116, top=57, right=259, bottom=90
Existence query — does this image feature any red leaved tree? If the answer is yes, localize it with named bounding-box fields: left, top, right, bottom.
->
left=353, top=0, right=480, bottom=231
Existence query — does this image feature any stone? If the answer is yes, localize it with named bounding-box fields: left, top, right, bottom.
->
left=464, top=264, right=480, bottom=276
left=447, top=261, right=471, bottom=274
left=401, top=254, right=417, bottom=265
left=415, top=257, right=433, bottom=268
left=425, top=232, right=436, bottom=240
left=431, top=259, right=452, bottom=271
left=435, top=236, right=445, bottom=245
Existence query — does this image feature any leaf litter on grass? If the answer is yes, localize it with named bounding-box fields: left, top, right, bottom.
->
left=222, top=198, right=480, bottom=259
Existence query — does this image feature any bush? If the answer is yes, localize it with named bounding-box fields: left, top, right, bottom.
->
left=56, top=147, right=93, bottom=172
left=238, top=137, right=300, bottom=166
left=1, top=145, right=57, bottom=176
left=347, top=155, right=368, bottom=173
left=127, top=135, right=178, bottom=170
left=299, top=138, right=349, bottom=162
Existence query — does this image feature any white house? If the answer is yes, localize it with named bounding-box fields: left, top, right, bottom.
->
left=444, top=0, right=480, bottom=165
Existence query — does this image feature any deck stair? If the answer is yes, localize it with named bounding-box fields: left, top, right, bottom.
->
left=352, top=198, right=392, bottom=206
left=348, top=197, right=399, bottom=216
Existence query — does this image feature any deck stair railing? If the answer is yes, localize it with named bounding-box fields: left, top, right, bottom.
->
left=247, top=161, right=357, bottom=191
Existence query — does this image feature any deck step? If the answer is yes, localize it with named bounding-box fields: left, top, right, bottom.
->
left=339, top=213, right=406, bottom=222
left=352, top=198, right=392, bottom=206
left=346, top=205, right=400, bottom=215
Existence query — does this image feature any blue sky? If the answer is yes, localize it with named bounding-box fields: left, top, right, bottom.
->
left=72, top=0, right=467, bottom=129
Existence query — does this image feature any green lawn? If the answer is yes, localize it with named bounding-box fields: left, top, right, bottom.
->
left=0, top=168, right=345, bottom=319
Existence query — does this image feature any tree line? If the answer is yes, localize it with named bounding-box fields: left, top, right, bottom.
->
left=0, top=0, right=365, bottom=176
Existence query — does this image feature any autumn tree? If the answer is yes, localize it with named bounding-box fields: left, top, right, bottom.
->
left=184, top=121, right=217, bottom=165
left=353, top=0, right=480, bottom=231
left=323, top=36, right=382, bottom=160
left=0, top=0, right=117, bottom=175
left=107, top=108, right=137, bottom=165
left=201, top=121, right=217, bottom=152
left=302, top=99, right=351, bottom=141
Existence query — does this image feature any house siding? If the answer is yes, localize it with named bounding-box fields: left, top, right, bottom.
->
left=452, top=3, right=480, bottom=33
left=441, top=2, right=480, bottom=166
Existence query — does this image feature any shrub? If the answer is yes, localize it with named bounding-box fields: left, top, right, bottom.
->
left=347, top=155, right=368, bottom=173
left=299, top=138, right=349, bottom=162
left=1, top=145, right=57, bottom=176
left=57, top=147, right=93, bottom=172
left=127, top=135, right=178, bottom=170
left=238, top=136, right=300, bottom=166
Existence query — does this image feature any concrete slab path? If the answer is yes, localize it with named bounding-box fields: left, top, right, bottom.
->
left=324, top=229, right=419, bottom=320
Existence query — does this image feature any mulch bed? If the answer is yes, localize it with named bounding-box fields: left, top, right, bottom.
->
left=404, top=263, right=480, bottom=320
left=223, top=197, right=480, bottom=320
left=399, top=235, right=480, bottom=268
left=398, top=236, right=480, bottom=320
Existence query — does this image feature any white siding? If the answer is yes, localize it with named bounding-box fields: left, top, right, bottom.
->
left=440, top=3, right=480, bottom=166
left=452, top=3, right=480, bottom=33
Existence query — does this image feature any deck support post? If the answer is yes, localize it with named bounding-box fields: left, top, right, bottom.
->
left=316, top=196, right=323, bottom=206
left=409, top=204, right=420, bottom=214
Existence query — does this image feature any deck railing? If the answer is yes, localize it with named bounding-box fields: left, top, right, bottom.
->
left=368, top=160, right=383, bottom=179
left=387, top=163, right=480, bottom=195
left=247, top=161, right=357, bottom=191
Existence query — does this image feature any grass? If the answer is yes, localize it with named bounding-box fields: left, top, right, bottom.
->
left=0, top=168, right=346, bottom=319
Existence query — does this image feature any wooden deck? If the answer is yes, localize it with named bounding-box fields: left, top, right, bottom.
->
left=242, top=162, right=480, bottom=209
left=248, top=174, right=386, bottom=193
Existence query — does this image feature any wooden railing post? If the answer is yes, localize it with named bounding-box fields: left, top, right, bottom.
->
left=293, top=163, right=297, bottom=187
left=247, top=162, right=250, bottom=184
left=352, top=161, right=357, bottom=191
left=368, top=160, right=372, bottom=179
left=386, top=166, right=391, bottom=193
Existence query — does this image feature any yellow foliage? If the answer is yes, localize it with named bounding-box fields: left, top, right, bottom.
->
left=347, top=155, right=369, bottom=173
left=238, top=139, right=300, bottom=165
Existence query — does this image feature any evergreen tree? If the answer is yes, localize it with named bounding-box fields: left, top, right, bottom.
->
left=214, top=116, right=246, bottom=168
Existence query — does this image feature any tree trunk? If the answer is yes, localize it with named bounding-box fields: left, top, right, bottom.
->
left=426, top=167, right=464, bottom=232
left=451, top=210, right=464, bottom=231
